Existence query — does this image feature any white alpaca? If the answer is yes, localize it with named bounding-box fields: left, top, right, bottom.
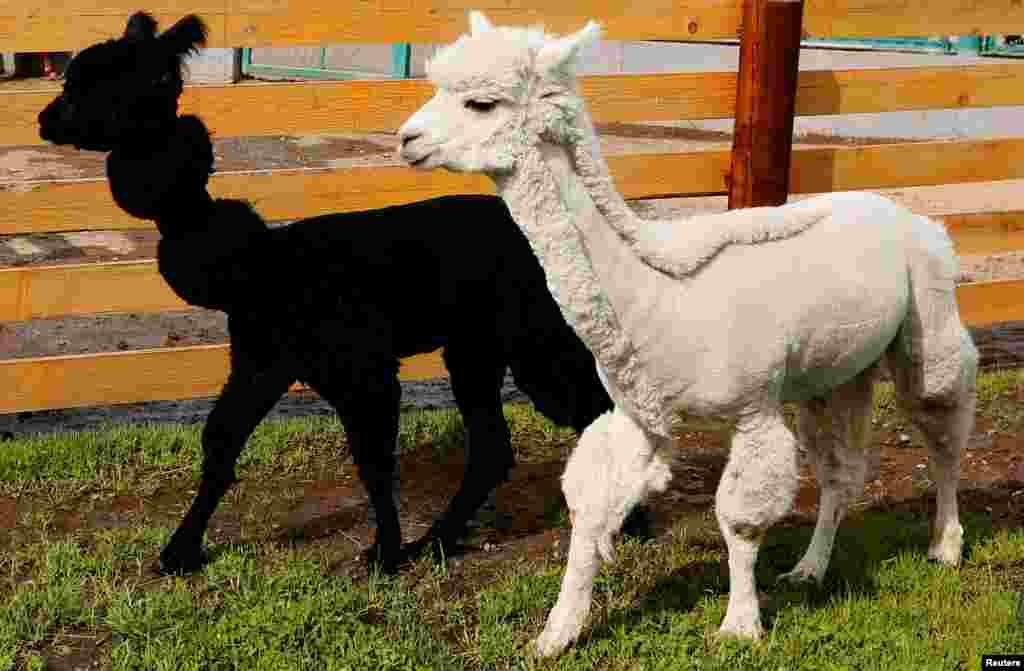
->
left=397, top=12, right=978, bottom=657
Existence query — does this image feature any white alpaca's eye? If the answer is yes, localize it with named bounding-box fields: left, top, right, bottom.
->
left=465, top=99, right=498, bottom=113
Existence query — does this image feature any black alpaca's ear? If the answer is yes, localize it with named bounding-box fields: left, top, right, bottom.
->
left=124, top=12, right=158, bottom=41
left=159, top=15, right=208, bottom=58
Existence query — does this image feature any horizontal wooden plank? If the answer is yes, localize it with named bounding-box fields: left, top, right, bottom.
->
left=0, top=151, right=729, bottom=234
left=0, top=261, right=187, bottom=321
left=1, top=74, right=728, bottom=146
left=794, top=64, right=1024, bottom=117
left=4, top=138, right=1023, bottom=235
left=0, top=2, right=739, bottom=51
left=3, top=0, right=1023, bottom=51
left=941, top=211, right=1024, bottom=257
left=0, top=345, right=448, bottom=414
left=3, top=210, right=1020, bottom=322
left=7, top=63, right=1024, bottom=146
left=803, top=0, right=1024, bottom=39
left=0, top=277, right=1017, bottom=414
left=787, top=138, right=1024, bottom=195
left=956, top=280, right=1024, bottom=329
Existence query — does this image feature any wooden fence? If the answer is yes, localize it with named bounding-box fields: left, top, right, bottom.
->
left=1, top=1, right=1024, bottom=414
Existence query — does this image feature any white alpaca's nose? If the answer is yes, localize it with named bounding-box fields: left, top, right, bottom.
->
left=397, top=121, right=422, bottom=148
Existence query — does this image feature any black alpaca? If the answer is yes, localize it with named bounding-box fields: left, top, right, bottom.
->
left=39, top=13, right=647, bottom=574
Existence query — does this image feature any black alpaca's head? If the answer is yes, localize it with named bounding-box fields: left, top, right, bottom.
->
left=38, top=12, right=207, bottom=151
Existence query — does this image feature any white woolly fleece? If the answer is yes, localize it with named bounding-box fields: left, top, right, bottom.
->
left=399, top=10, right=979, bottom=659
left=561, top=409, right=672, bottom=560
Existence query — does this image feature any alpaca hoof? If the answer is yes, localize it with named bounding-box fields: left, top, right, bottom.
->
left=927, top=546, right=962, bottom=567
left=927, top=525, right=963, bottom=567
left=620, top=505, right=655, bottom=541
left=717, top=616, right=764, bottom=640
left=533, top=628, right=573, bottom=658
left=403, top=534, right=460, bottom=564
left=158, top=544, right=209, bottom=576
left=362, top=543, right=400, bottom=575
left=777, top=565, right=823, bottom=585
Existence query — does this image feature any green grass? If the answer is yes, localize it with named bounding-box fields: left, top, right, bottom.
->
left=2, top=370, right=1023, bottom=670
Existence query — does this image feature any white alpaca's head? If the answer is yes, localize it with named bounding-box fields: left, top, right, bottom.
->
left=563, top=411, right=672, bottom=561
left=397, top=11, right=601, bottom=174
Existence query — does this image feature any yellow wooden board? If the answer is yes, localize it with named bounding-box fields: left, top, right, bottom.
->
left=788, top=139, right=1024, bottom=195
left=0, top=261, right=187, bottom=321
left=0, top=2, right=738, bottom=51
left=942, top=212, right=1024, bottom=257
left=1, top=211, right=1020, bottom=323
left=957, top=280, right=1024, bottom=330
left=6, top=64, right=1024, bottom=146
left=0, top=345, right=448, bottom=414
left=0, top=151, right=728, bottom=234
left=794, top=64, right=1024, bottom=117
left=5, top=138, right=1024, bottom=235
left=803, top=0, right=1024, bottom=39
left=2, top=0, right=1023, bottom=50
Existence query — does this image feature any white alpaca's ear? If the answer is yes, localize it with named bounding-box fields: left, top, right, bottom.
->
left=468, top=11, right=494, bottom=35
left=536, top=20, right=602, bottom=76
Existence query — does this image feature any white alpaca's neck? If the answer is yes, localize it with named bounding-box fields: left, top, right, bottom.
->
left=565, top=108, right=829, bottom=279
left=493, top=143, right=674, bottom=435
left=567, top=109, right=645, bottom=242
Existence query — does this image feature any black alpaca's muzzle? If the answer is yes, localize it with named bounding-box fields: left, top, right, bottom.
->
left=38, top=95, right=75, bottom=145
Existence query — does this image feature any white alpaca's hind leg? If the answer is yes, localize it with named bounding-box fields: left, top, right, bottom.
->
left=887, top=329, right=977, bottom=566
left=779, top=368, right=874, bottom=584
left=716, top=407, right=800, bottom=639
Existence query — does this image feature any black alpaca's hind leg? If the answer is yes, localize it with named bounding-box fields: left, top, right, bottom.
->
left=405, top=348, right=513, bottom=562
left=160, top=366, right=291, bottom=575
left=310, top=371, right=403, bottom=574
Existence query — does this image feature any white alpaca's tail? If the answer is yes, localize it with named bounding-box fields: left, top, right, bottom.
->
left=892, top=215, right=978, bottom=403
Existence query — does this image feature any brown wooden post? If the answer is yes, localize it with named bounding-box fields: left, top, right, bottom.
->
left=728, top=0, right=805, bottom=209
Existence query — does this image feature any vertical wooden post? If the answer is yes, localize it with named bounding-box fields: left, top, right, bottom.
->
left=728, top=0, right=805, bottom=209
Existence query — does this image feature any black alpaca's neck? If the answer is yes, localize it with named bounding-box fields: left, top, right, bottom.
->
left=104, top=115, right=269, bottom=312
left=155, top=197, right=268, bottom=312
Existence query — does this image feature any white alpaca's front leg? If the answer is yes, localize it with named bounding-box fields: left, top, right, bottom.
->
left=534, top=529, right=601, bottom=657
left=716, top=409, right=800, bottom=639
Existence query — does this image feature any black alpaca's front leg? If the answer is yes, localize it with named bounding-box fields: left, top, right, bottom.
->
left=311, top=371, right=403, bottom=574
left=405, top=350, right=513, bottom=562
left=160, top=366, right=290, bottom=575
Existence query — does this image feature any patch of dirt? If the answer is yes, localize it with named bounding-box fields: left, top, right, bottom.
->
left=0, top=496, right=15, bottom=530
left=0, top=311, right=228, bottom=360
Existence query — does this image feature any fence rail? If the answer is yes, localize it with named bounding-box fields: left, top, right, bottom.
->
left=0, top=346, right=450, bottom=414
left=4, top=139, right=1022, bottom=235
left=5, top=64, right=1024, bottom=146
left=2, top=1, right=1023, bottom=415
left=3, top=211, right=1021, bottom=321
left=3, top=1, right=1024, bottom=51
